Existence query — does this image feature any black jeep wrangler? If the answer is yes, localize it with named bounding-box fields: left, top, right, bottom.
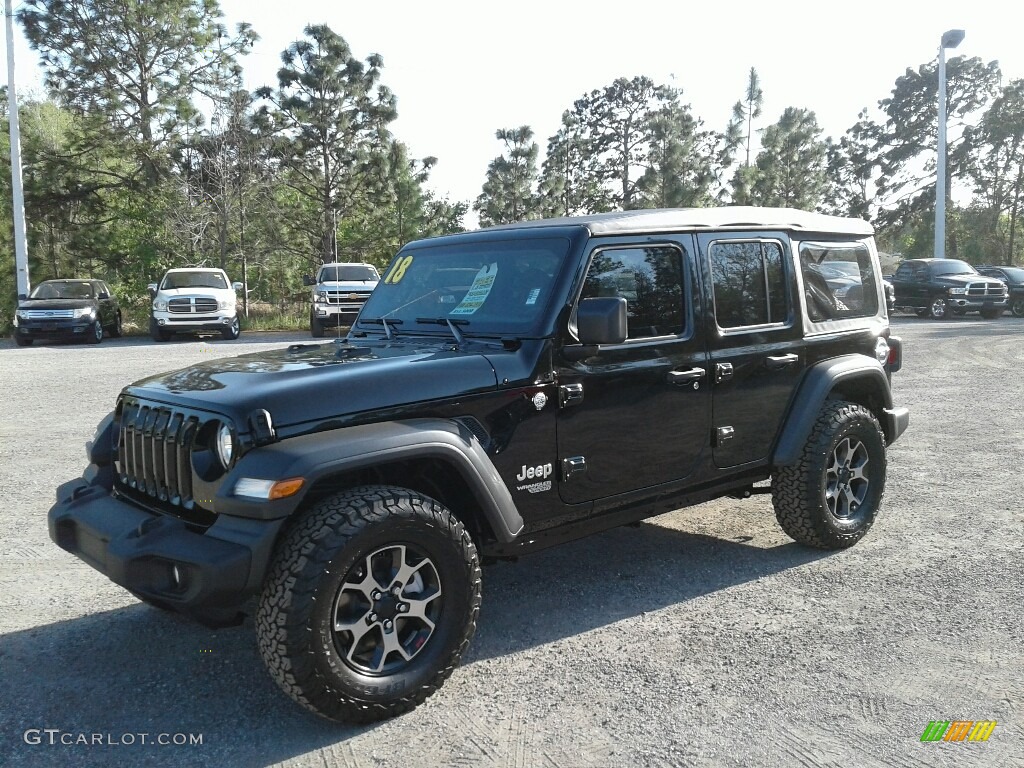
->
left=49, top=207, right=908, bottom=723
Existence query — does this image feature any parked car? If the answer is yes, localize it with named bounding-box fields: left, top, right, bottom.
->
left=303, top=262, right=380, bottom=337
left=889, top=258, right=1008, bottom=319
left=13, top=278, right=122, bottom=346
left=50, top=207, right=907, bottom=723
left=148, top=268, right=243, bottom=341
left=975, top=265, right=1024, bottom=317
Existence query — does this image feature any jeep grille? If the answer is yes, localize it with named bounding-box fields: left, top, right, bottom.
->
left=114, top=398, right=210, bottom=524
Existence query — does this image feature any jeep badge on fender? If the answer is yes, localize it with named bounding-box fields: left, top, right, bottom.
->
left=48, top=207, right=908, bottom=723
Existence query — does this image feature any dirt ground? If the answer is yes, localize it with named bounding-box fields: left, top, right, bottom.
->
left=0, top=317, right=1020, bottom=767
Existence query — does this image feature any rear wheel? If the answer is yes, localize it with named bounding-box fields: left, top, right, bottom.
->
left=772, top=400, right=886, bottom=549
left=257, top=486, right=481, bottom=723
left=1012, top=298, right=1024, bottom=318
left=107, top=312, right=123, bottom=338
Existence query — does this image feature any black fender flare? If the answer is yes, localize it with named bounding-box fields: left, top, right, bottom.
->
left=772, top=355, right=906, bottom=467
left=216, top=418, right=524, bottom=542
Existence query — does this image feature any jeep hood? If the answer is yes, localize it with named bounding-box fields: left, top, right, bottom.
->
left=124, top=339, right=499, bottom=429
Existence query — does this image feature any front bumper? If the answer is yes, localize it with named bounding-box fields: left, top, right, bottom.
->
left=16, top=318, right=95, bottom=339
left=152, top=310, right=236, bottom=332
left=313, top=302, right=365, bottom=322
left=947, top=297, right=1008, bottom=310
left=49, top=470, right=284, bottom=625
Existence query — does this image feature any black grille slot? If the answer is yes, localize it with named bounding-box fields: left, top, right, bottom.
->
left=193, top=297, right=218, bottom=313
left=117, top=399, right=201, bottom=511
left=168, top=297, right=191, bottom=313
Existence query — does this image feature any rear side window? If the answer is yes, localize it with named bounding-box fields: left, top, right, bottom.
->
left=580, top=245, right=685, bottom=339
left=798, top=242, right=878, bottom=322
left=709, top=240, right=789, bottom=329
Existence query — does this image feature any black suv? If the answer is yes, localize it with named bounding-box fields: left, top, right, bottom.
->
left=14, top=279, right=122, bottom=346
left=975, top=265, right=1024, bottom=317
left=890, top=258, right=1008, bottom=319
left=49, top=208, right=908, bottom=723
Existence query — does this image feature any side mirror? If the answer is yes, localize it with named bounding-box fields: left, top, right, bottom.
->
left=147, top=283, right=158, bottom=298
left=98, top=290, right=110, bottom=299
left=302, top=275, right=316, bottom=286
left=17, top=293, right=27, bottom=302
left=232, top=281, right=243, bottom=291
left=577, top=297, right=628, bottom=346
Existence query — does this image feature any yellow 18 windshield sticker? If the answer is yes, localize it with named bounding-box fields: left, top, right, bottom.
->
left=450, top=263, right=498, bottom=316
left=384, top=255, right=414, bottom=284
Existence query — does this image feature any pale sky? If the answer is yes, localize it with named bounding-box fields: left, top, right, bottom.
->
left=5, top=0, right=1024, bottom=218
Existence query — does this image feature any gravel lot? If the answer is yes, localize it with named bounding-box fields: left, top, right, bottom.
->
left=0, top=319, right=1021, bottom=768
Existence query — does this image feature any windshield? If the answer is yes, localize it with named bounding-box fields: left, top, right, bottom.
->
left=358, top=237, right=570, bottom=336
left=990, top=267, right=1024, bottom=281
left=161, top=271, right=228, bottom=290
left=29, top=281, right=95, bottom=300
left=319, top=265, right=379, bottom=282
left=930, top=260, right=976, bottom=277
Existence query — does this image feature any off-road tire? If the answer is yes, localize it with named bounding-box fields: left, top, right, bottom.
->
left=772, top=400, right=886, bottom=550
left=257, top=485, right=481, bottom=723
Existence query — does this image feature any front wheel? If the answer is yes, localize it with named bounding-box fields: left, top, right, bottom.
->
left=980, top=307, right=1003, bottom=319
left=257, top=486, right=481, bottom=723
left=221, top=316, right=240, bottom=340
left=149, top=318, right=171, bottom=342
left=14, top=335, right=32, bottom=347
left=772, top=400, right=887, bottom=549
left=310, top=312, right=325, bottom=338
left=86, top=320, right=103, bottom=344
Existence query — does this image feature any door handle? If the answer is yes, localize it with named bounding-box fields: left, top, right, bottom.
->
left=668, top=367, right=706, bottom=385
left=765, top=353, right=799, bottom=370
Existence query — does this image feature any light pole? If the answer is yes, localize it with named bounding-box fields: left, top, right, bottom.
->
left=935, top=28, right=965, bottom=259
left=5, top=0, right=30, bottom=298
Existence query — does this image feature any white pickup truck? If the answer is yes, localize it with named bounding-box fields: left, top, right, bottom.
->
left=148, top=268, right=243, bottom=341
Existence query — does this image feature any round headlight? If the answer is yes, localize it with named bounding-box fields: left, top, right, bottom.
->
left=216, top=423, right=235, bottom=468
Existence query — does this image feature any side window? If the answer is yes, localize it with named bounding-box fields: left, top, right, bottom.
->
left=709, top=240, right=789, bottom=329
left=581, top=245, right=685, bottom=339
left=798, top=241, right=878, bottom=322
left=894, top=263, right=912, bottom=280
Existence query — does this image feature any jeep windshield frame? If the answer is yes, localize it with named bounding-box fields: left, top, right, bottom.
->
left=358, top=235, right=574, bottom=338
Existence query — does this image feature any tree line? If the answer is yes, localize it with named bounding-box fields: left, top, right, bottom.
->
left=1, top=0, right=1023, bottom=330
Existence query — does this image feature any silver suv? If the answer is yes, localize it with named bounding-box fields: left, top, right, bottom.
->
left=304, top=262, right=380, bottom=337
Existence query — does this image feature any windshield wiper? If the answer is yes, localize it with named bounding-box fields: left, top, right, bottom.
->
left=358, top=317, right=403, bottom=339
left=416, top=317, right=469, bottom=346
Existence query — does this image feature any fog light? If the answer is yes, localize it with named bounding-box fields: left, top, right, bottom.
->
left=158, top=318, right=166, bottom=326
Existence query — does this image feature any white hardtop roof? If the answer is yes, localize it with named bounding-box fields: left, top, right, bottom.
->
left=482, top=207, right=874, bottom=237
